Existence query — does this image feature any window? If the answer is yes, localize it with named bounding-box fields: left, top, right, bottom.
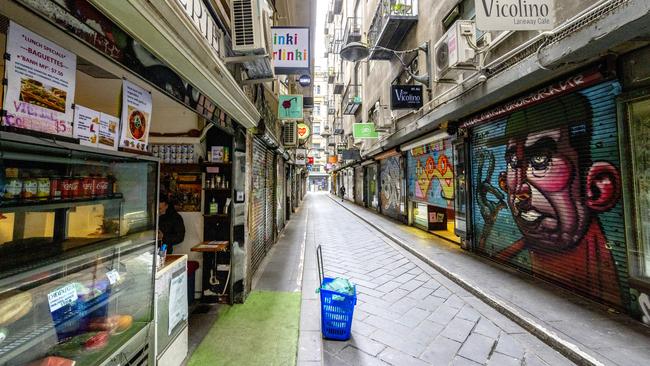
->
left=314, top=124, right=321, bottom=135
left=314, top=105, right=321, bottom=115
left=316, top=85, right=321, bottom=94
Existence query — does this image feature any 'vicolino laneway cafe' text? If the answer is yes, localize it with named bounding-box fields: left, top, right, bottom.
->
left=272, top=27, right=310, bottom=75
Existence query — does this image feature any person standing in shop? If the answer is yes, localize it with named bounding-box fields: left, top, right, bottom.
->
left=158, top=195, right=185, bottom=254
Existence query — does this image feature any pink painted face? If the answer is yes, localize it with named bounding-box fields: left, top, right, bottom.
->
left=500, top=127, right=590, bottom=250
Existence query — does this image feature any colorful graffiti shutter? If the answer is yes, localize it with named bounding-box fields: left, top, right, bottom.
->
left=407, top=139, right=455, bottom=208
left=355, top=167, right=364, bottom=205
left=380, top=155, right=403, bottom=220
left=470, top=80, right=628, bottom=308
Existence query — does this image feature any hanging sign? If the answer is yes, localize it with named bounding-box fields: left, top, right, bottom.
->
left=73, top=105, right=100, bottom=147
left=272, top=27, right=310, bottom=74
left=295, top=148, right=307, bottom=165
left=2, top=21, right=76, bottom=138
left=297, top=123, right=310, bottom=140
left=475, top=0, right=555, bottom=30
left=298, top=74, right=312, bottom=87
left=307, top=156, right=315, bottom=165
left=98, top=113, right=119, bottom=150
left=391, top=85, right=423, bottom=109
left=278, top=95, right=304, bottom=120
left=353, top=123, right=379, bottom=139
left=119, top=80, right=153, bottom=152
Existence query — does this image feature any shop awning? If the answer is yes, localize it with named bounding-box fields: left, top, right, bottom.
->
left=89, top=0, right=260, bottom=129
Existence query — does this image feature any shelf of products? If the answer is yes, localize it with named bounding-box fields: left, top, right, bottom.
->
left=0, top=194, right=124, bottom=213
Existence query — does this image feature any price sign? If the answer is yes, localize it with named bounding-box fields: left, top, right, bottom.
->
left=48, top=283, right=78, bottom=313
left=106, top=269, right=121, bottom=285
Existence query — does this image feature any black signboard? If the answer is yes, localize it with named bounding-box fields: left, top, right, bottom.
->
left=390, top=85, right=424, bottom=109
left=341, top=149, right=361, bottom=161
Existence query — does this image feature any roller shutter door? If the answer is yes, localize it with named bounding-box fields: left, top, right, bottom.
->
left=250, top=137, right=268, bottom=275
left=277, top=157, right=286, bottom=232
left=354, top=167, right=364, bottom=205
left=469, top=80, right=627, bottom=307
left=379, top=155, right=403, bottom=220
left=265, top=149, right=276, bottom=252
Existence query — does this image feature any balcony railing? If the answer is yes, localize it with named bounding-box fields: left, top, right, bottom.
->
left=343, top=84, right=362, bottom=115
left=343, top=17, right=362, bottom=45
left=367, top=0, right=418, bottom=60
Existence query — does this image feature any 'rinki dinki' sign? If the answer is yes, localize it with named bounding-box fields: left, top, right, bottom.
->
left=475, top=0, right=555, bottom=30
left=272, top=27, right=310, bottom=74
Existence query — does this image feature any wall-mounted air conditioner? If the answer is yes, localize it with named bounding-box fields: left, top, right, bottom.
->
left=282, top=121, right=297, bottom=146
left=434, top=20, right=478, bottom=82
left=231, top=0, right=269, bottom=53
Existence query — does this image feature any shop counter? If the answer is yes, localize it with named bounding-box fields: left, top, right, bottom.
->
left=155, top=254, right=188, bottom=366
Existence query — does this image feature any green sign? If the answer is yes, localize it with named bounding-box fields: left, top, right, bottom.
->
left=278, top=94, right=303, bottom=120
left=353, top=123, right=379, bottom=139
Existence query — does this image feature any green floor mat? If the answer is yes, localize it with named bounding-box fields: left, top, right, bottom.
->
left=188, top=291, right=302, bottom=366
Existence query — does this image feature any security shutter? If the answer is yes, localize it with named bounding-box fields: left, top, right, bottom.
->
left=469, top=80, right=627, bottom=307
left=406, top=138, right=455, bottom=208
left=277, top=157, right=286, bottom=232
left=365, top=164, right=378, bottom=210
left=265, top=149, right=276, bottom=252
left=250, top=137, right=268, bottom=275
left=379, top=155, right=403, bottom=220
left=354, top=167, right=364, bottom=205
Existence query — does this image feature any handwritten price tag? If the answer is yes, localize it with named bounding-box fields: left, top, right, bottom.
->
left=106, top=269, right=121, bottom=285
left=48, top=283, right=78, bottom=313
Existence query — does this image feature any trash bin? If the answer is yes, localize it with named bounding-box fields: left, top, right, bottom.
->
left=317, top=246, right=357, bottom=341
left=187, top=260, right=200, bottom=305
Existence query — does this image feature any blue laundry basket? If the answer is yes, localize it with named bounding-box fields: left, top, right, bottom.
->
left=317, top=245, right=357, bottom=341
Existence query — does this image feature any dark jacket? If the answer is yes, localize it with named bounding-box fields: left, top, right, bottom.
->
left=159, top=206, right=185, bottom=253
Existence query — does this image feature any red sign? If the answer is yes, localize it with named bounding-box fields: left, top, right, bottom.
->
left=307, top=156, right=314, bottom=165
left=460, top=68, right=606, bottom=129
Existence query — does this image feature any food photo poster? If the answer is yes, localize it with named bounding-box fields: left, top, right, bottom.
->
left=73, top=105, right=100, bottom=147
left=98, top=113, right=119, bottom=151
left=2, top=21, right=77, bottom=137
left=119, top=79, right=152, bottom=152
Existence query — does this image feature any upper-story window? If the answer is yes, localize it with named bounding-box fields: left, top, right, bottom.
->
left=316, top=85, right=322, bottom=94
left=314, top=124, right=321, bottom=135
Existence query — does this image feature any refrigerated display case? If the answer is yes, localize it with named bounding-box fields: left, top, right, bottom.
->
left=0, top=131, right=158, bottom=366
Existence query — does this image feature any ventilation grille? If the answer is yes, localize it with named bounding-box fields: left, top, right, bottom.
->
left=283, top=121, right=297, bottom=146
left=124, top=342, right=149, bottom=366
left=232, top=0, right=255, bottom=47
left=487, top=0, right=630, bottom=76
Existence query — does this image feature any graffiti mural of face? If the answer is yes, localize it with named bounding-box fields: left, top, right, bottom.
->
left=498, top=125, right=620, bottom=251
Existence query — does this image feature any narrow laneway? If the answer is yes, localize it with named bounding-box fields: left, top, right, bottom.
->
left=303, top=193, right=572, bottom=366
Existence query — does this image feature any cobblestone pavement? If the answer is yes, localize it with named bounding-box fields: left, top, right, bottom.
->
left=307, top=193, right=573, bottom=366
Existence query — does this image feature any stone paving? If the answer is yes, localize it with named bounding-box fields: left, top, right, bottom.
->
left=306, top=193, right=573, bottom=366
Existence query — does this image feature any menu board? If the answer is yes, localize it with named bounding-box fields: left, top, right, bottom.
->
left=119, top=80, right=152, bottom=152
left=2, top=21, right=77, bottom=137
left=73, top=105, right=99, bottom=147
left=98, top=113, right=119, bottom=150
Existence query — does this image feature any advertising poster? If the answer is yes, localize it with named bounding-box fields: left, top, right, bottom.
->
left=2, top=21, right=77, bottom=137
left=278, top=95, right=303, bottom=120
left=295, top=148, right=307, bottom=165
left=120, top=80, right=152, bottom=151
left=272, top=27, right=310, bottom=74
left=98, top=113, right=119, bottom=150
left=73, top=105, right=99, bottom=147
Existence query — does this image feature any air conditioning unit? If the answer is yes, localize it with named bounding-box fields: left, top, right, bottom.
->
left=282, top=121, right=297, bottom=146
left=373, top=104, right=393, bottom=132
left=434, top=20, right=478, bottom=82
left=346, top=135, right=355, bottom=149
left=231, top=0, right=269, bottom=53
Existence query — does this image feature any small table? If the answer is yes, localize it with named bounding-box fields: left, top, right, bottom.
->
left=191, top=242, right=230, bottom=303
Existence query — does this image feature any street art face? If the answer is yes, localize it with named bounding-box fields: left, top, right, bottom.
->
left=409, top=140, right=454, bottom=207
left=471, top=82, right=627, bottom=307
left=380, top=156, right=402, bottom=218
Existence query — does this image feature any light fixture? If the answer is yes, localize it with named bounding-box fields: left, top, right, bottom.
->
left=340, top=41, right=432, bottom=89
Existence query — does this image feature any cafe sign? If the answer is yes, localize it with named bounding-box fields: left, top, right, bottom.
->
left=353, top=123, right=379, bottom=139
left=278, top=94, right=304, bottom=120
left=175, top=0, right=224, bottom=57
left=475, top=0, right=555, bottom=30
left=297, top=123, right=310, bottom=140
left=391, top=85, right=423, bottom=109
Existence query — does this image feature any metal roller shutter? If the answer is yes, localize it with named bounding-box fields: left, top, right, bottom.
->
left=406, top=138, right=455, bottom=208
left=277, top=157, right=286, bottom=232
left=379, top=155, right=403, bottom=220
left=469, top=80, right=627, bottom=307
left=250, top=137, right=268, bottom=275
left=354, top=167, right=364, bottom=205
left=265, top=149, right=275, bottom=252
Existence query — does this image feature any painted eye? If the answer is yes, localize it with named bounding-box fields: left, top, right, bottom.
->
left=531, top=154, right=549, bottom=170
left=508, top=155, right=518, bottom=169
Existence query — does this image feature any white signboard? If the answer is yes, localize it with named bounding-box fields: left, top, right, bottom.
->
left=2, top=21, right=76, bottom=137
left=48, top=283, right=78, bottom=313
left=168, top=269, right=188, bottom=335
left=295, top=148, right=307, bottom=165
left=272, top=27, right=310, bottom=74
left=98, top=113, right=119, bottom=151
left=475, top=0, right=555, bottom=30
left=119, top=80, right=152, bottom=152
left=73, top=105, right=100, bottom=147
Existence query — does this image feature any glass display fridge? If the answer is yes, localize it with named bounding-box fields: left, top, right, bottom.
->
left=0, top=131, right=158, bottom=366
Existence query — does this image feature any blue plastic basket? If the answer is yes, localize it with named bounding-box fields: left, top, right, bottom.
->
left=320, top=277, right=357, bottom=341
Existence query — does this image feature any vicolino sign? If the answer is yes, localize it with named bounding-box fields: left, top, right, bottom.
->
left=391, top=85, right=423, bottom=109
left=475, top=0, right=555, bottom=30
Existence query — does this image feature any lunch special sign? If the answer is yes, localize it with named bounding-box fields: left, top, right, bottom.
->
left=119, top=80, right=152, bottom=151
left=2, top=21, right=76, bottom=137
